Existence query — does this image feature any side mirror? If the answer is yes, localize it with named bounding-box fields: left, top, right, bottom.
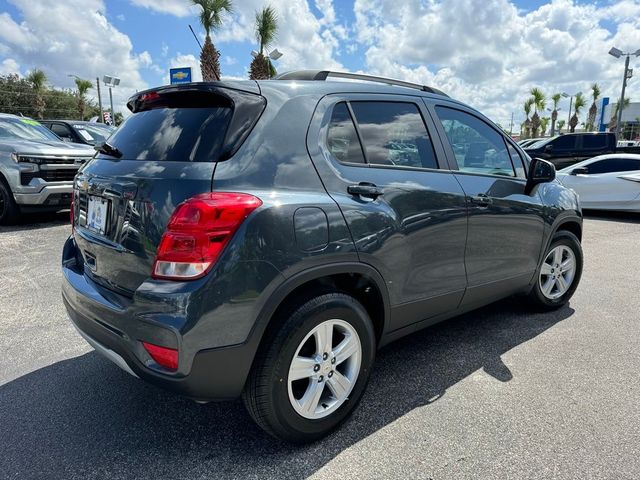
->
left=544, top=144, right=553, bottom=153
left=525, top=158, right=556, bottom=195
left=570, top=166, right=588, bottom=175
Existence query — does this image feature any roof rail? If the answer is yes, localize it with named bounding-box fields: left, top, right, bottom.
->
left=273, top=70, right=448, bottom=97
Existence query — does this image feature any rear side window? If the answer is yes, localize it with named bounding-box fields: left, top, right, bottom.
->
left=582, top=135, right=608, bottom=150
left=104, top=107, right=233, bottom=162
left=326, top=102, right=365, bottom=164
left=551, top=135, right=576, bottom=151
left=350, top=102, right=438, bottom=169
left=435, top=106, right=515, bottom=177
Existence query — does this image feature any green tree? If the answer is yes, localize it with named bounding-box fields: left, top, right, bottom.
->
left=523, top=98, right=533, bottom=139
left=249, top=5, right=278, bottom=80
left=557, top=119, right=566, bottom=133
left=191, top=0, right=233, bottom=81
left=74, top=78, right=93, bottom=121
left=586, top=83, right=601, bottom=131
left=550, top=93, right=562, bottom=136
left=540, top=117, right=550, bottom=136
left=26, top=69, right=47, bottom=119
left=608, top=97, right=631, bottom=133
left=569, top=92, right=585, bottom=133
left=529, top=87, right=546, bottom=137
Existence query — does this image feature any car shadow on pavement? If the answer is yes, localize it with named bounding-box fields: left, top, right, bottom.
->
left=0, top=210, right=69, bottom=233
left=1, top=298, right=574, bottom=479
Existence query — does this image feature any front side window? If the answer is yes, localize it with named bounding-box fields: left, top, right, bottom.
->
left=435, top=106, right=515, bottom=177
left=326, top=102, right=365, bottom=164
left=349, top=102, right=438, bottom=169
left=587, top=158, right=640, bottom=174
left=551, top=135, right=576, bottom=151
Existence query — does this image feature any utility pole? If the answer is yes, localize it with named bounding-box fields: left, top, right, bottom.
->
left=96, top=77, right=103, bottom=123
left=566, top=96, right=573, bottom=128
left=615, top=54, right=630, bottom=140
left=109, top=87, right=114, bottom=125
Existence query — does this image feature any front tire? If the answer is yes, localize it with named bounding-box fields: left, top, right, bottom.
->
left=0, top=178, right=19, bottom=225
left=527, top=230, right=583, bottom=310
left=242, top=293, right=376, bottom=443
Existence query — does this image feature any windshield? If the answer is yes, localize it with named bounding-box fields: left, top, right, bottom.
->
left=0, top=118, right=61, bottom=142
left=72, top=123, right=115, bottom=145
left=527, top=138, right=552, bottom=149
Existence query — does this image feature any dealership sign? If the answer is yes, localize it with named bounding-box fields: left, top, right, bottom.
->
left=170, top=67, right=192, bottom=84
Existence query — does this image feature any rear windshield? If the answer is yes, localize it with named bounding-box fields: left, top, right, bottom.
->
left=100, top=107, right=232, bottom=162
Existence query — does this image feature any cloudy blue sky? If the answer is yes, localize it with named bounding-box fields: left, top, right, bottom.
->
left=1, top=0, right=639, bottom=127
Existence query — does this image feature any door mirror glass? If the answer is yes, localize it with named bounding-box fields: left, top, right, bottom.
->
left=570, top=166, right=589, bottom=175
left=526, top=158, right=555, bottom=194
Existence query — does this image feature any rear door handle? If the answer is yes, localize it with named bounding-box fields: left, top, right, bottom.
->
left=348, top=183, right=384, bottom=199
left=468, top=194, right=493, bottom=207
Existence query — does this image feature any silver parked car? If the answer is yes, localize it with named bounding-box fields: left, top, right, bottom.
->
left=0, top=113, right=95, bottom=224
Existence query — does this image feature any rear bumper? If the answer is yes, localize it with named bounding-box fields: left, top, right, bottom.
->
left=61, top=237, right=257, bottom=401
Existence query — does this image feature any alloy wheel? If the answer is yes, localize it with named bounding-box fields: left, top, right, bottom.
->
left=287, top=319, right=362, bottom=420
left=539, top=245, right=576, bottom=300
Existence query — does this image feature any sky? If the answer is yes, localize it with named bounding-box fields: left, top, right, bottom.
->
left=0, top=0, right=639, bottom=128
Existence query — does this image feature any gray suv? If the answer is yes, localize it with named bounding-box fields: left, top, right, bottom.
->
left=0, top=114, right=95, bottom=223
left=62, top=71, right=583, bottom=443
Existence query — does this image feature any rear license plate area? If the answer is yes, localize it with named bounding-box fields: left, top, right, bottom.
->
left=86, top=195, right=109, bottom=235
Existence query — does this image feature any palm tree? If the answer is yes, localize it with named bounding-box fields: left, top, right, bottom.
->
left=608, top=97, right=631, bottom=133
left=523, top=98, right=533, bottom=139
left=529, top=87, right=546, bottom=137
left=557, top=119, right=566, bottom=133
left=550, top=93, right=562, bottom=136
left=74, top=78, right=93, bottom=121
left=540, top=117, right=550, bottom=137
left=569, top=92, right=585, bottom=133
left=586, top=83, right=601, bottom=131
left=249, top=6, right=278, bottom=80
left=191, top=0, right=233, bottom=81
left=26, top=69, right=47, bottom=119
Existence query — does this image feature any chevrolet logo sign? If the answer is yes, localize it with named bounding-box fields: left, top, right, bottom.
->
left=172, top=71, right=188, bottom=80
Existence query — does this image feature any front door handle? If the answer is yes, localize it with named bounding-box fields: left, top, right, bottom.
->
left=348, top=182, right=384, bottom=199
left=468, top=194, right=493, bottom=207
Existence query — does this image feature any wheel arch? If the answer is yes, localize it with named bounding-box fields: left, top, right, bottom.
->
left=251, top=263, right=391, bottom=353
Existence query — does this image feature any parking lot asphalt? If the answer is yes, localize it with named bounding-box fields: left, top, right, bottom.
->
left=1, top=210, right=639, bottom=480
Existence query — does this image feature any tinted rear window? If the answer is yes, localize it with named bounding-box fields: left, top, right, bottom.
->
left=582, top=135, right=607, bottom=149
left=101, top=107, right=232, bottom=162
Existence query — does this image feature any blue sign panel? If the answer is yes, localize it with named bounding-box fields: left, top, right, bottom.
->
left=170, top=67, right=192, bottom=84
left=598, top=97, right=609, bottom=132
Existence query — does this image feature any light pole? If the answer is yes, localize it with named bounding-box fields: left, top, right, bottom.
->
left=561, top=92, right=575, bottom=130
left=102, top=75, right=120, bottom=125
left=608, top=47, right=640, bottom=140
left=251, top=48, right=283, bottom=79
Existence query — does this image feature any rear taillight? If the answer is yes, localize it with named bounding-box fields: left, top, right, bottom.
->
left=152, top=192, right=262, bottom=280
left=142, top=341, right=178, bottom=371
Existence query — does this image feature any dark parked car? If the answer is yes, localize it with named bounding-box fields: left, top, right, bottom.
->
left=524, top=132, right=640, bottom=169
left=40, top=120, right=115, bottom=146
left=62, top=71, right=584, bottom=443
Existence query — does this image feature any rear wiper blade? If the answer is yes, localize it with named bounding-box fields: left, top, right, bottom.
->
left=94, top=141, right=123, bottom=159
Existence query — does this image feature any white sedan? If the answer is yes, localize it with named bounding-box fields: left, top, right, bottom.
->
left=556, top=154, right=640, bottom=212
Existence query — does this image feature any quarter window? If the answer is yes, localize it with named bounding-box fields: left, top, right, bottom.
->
left=326, top=102, right=366, bottom=164
left=435, top=107, right=515, bottom=177
left=508, top=145, right=526, bottom=178
left=349, top=102, right=438, bottom=169
left=582, top=135, right=608, bottom=150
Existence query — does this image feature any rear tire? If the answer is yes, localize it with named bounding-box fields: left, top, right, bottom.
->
left=527, top=231, right=583, bottom=310
left=242, top=293, right=376, bottom=443
left=0, top=178, right=19, bottom=225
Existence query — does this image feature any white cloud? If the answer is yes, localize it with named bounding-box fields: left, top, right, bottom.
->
left=129, top=0, right=192, bottom=17
left=354, top=0, right=640, bottom=128
left=0, top=57, right=20, bottom=75
left=0, top=0, right=149, bottom=115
